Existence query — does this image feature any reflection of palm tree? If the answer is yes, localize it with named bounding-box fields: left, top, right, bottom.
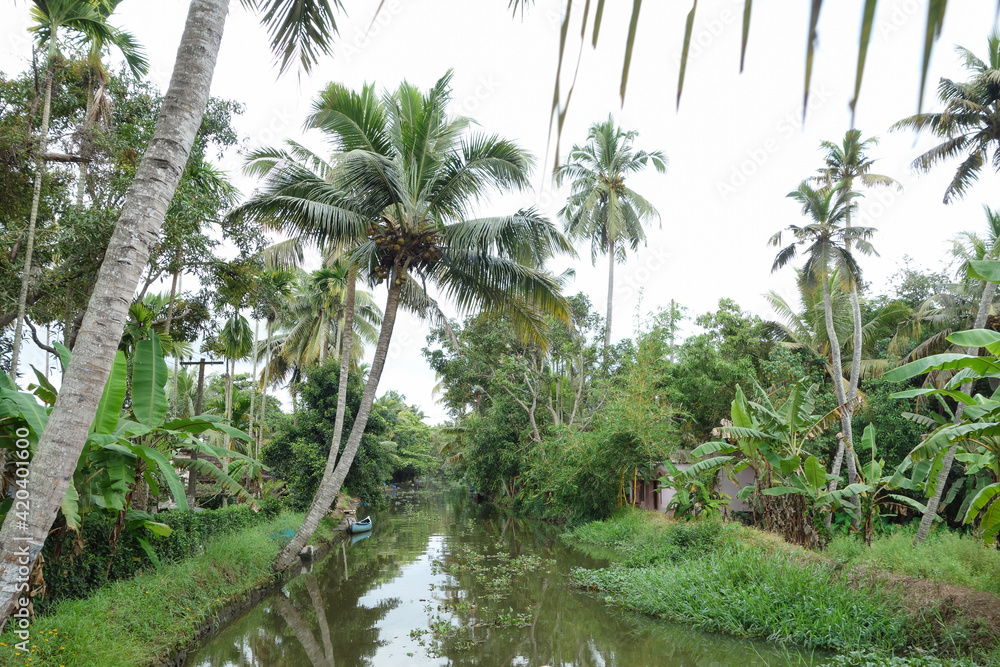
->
left=272, top=592, right=330, bottom=667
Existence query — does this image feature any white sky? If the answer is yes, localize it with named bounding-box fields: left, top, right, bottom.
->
left=3, top=1, right=1000, bottom=424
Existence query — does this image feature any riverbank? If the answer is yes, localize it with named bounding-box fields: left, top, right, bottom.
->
left=0, top=505, right=351, bottom=667
left=566, top=510, right=1000, bottom=666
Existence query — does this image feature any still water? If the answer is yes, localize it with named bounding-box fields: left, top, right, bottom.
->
left=186, top=489, right=818, bottom=666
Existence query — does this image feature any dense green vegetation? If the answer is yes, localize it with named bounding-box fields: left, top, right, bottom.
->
left=569, top=510, right=1000, bottom=664
left=1, top=2, right=999, bottom=664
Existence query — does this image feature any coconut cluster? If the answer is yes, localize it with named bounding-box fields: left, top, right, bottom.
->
left=369, top=220, right=443, bottom=285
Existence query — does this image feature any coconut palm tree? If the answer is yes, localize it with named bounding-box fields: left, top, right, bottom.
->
left=770, top=182, right=877, bottom=500
left=9, top=0, right=148, bottom=375
left=234, top=74, right=573, bottom=570
left=0, top=0, right=345, bottom=626
left=913, top=206, right=1000, bottom=545
left=892, top=33, right=1000, bottom=204
left=811, top=130, right=899, bottom=493
left=554, top=115, right=666, bottom=347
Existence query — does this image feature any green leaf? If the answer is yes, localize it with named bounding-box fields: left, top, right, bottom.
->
left=690, top=441, right=737, bottom=457
left=963, top=482, right=1000, bottom=525
left=676, top=0, right=697, bottom=109
left=731, top=386, right=753, bottom=429
left=680, top=456, right=733, bottom=479
left=891, top=387, right=976, bottom=406
left=61, top=481, right=80, bottom=530
left=917, top=0, right=947, bottom=114
left=849, top=0, right=878, bottom=124
left=6, top=391, right=48, bottom=442
left=761, top=486, right=805, bottom=497
left=132, top=332, right=168, bottom=429
left=885, top=353, right=1000, bottom=382
left=130, top=444, right=188, bottom=512
left=91, top=351, right=127, bottom=435
left=28, top=366, right=58, bottom=406
left=135, top=537, right=161, bottom=568
left=803, top=455, right=825, bottom=490
left=968, top=259, right=1000, bottom=284
left=620, top=0, right=643, bottom=104
left=740, top=0, right=752, bottom=72
left=948, top=328, right=1000, bottom=356
left=802, top=0, right=824, bottom=119
left=53, top=342, right=71, bottom=373
left=886, top=493, right=928, bottom=515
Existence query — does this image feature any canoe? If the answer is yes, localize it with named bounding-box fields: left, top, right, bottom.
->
left=348, top=516, right=373, bottom=534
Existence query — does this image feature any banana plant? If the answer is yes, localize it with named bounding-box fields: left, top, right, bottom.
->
left=681, top=381, right=868, bottom=533
left=852, top=425, right=929, bottom=544
left=0, top=333, right=259, bottom=543
left=886, top=326, right=1000, bottom=545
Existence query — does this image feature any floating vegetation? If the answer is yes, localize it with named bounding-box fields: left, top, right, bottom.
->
left=412, top=545, right=554, bottom=656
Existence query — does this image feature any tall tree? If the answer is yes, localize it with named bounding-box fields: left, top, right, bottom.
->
left=770, top=182, right=877, bottom=507
left=892, top=33, right=1000, bottom=204
left=10, top=0, right=147, bottom=374
left=236, top=74, right=573, bottom=570
left=811, top=130, right=899, bottom=497
left=912, top=206, right=1000, bottom=545
left=0, top=0, right=344, bottom=629
left=554, top=115, right=666, bottom=347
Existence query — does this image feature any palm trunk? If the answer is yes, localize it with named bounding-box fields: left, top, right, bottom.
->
left=223, top=356, right=233, bottom=507
left=0, top=0, right=229, bottom=630
left=249, top=318, right=259, bottom=458
left=605, top=238, right=615, bottom=348
left=10, top=65, right=54, bottom=376
left=822, top=275, right=859, bottom=509
left=913, top=279, right=997, bottom=545
left=275, top=269, right=400, bottom=571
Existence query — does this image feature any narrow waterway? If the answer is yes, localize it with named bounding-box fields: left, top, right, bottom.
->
left=186, top=488, right=820, bottom=666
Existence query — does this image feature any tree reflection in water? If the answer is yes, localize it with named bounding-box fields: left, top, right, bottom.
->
left=186, top=490, right=820, bottom=667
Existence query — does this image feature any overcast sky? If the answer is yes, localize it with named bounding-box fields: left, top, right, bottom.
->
left=3, top=1, right=1000, bottom=423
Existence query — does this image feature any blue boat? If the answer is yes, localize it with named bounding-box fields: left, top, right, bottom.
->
left=348, top=516, right=373, bottom=534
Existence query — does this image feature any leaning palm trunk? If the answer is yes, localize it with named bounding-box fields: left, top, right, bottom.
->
left=913, top=279, right=997, bottom=545
left=0, top=0, right=229, bottom=630
left=10, top=67, right=54, bottom=375
left=275, top=270, right=397, bottom=571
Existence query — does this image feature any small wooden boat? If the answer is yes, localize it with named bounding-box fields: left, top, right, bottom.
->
left=348, top=516, right=372, bottom=534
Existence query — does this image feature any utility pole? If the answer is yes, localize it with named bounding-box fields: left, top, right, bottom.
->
left=180, top=358, right=222, bottom=507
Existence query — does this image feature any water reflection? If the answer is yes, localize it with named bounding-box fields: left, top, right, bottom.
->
left=186, top=490, right=821, bottom=666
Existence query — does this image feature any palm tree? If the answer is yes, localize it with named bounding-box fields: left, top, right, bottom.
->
left=9, top=0, right=147, bottom=375
left=234, top=74, right=573, bottom=570
left=219, top=312, right=253, bottom=491
left=892, top=33, right=1000, bottom=204
left=913, top=206, right=1000, bottom=545
left=770, top=182, right=877, bottom=502
left=554, top=115, right=666, bottom=347
left=0, top=0, right=345, bottom=627
left=811, top=130, right=899, bottom=493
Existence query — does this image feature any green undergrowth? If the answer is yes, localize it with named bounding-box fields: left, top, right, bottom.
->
left=566, top=509, right=999, bottom=664
left=0, top=512, right=342, bottom=667
left=828, top=526, right=1000, bottom=597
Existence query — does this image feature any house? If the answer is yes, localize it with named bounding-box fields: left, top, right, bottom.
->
left=628, top=449, right=754, bottom=516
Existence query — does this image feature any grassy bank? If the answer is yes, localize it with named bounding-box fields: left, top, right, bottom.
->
left=0, top=512, right=340, bottom=667
left=567, top=510, right=1000, bottom=665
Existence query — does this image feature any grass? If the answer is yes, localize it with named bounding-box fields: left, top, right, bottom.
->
left=0, top=512, right=341, bottom=667
left=828, top=526, right=1000, bottom=597
left=566, top=509, right=999, bottom=663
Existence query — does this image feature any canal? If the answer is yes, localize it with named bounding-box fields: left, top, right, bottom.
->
left=186, top=488, right=818, bottom=666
